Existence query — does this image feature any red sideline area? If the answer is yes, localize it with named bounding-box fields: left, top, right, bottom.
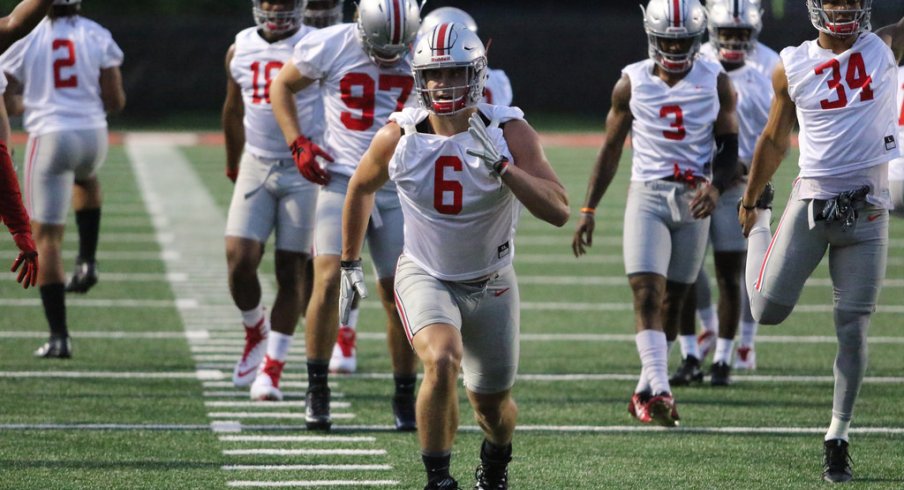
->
left=8, top=131, right=800, bottom=149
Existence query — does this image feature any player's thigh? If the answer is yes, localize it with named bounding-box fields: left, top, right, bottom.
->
left=365, top=188, right=404, bottom=280
left=24, top=133, right=74, bottom=225
left=274, top=167, right=318, bottom=253
left=667, top=216, right=710, bottom=284
left=225, top=153, right=277, bottom=244
left=394, top=255, right=462, bottom=346
left=459, top=266, right=519, bottom=395
left=72, top=128, right=109, bottom=182
left=710, top=182, right=747, bottom=253
left=828, top=206, right=888, bottom=313
left=311, top=173, right=349, bottom=257
left=623, top=182, right=672, bottom=278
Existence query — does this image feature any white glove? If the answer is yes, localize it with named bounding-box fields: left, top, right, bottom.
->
left=339, top=259, right=368, bottom=325
left=466, top=113, right=510, bottom=177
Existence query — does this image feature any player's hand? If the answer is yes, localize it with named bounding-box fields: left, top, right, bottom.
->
left=10, top=232, right=38, bottom=289
left=690, top=184, right=719, bottom=219
left=738, top=206, right=757, bottom=238
left=339, top=259, right=367, bottom=325
left=572, top=213, right=595, bottom=257
left=291, top=135, right=333, bottom=186
left=226, top=167, right=238, bottom=183
left=465, top=113, right=510, bottom=177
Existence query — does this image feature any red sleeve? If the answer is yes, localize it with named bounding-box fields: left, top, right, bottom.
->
left=0, top=143, right=32, bottom=236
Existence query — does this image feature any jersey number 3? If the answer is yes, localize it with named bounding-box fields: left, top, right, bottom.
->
left=434, top=156, right=463, bottom=215
left=815, top=53, right=874, bottom=110
left=52, top=39, right=77, bottom=89
left=660, top=105, right=686, bottom=141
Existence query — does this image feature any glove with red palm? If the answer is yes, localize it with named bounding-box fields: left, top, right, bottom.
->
left=291, top=135, right=333, bottom=185
left=11, top=232, right=37, bottom=289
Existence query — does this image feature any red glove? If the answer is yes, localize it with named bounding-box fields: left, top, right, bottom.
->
left=11, top=232, right=37, bottom=289
left=291, top=135, right=333, bottom=186
left=0, top=142, right=31, bottom=236
left=226, top=167, right=238, bottom=183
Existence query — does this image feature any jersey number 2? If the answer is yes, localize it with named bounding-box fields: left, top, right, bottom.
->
left=815, top=53, right=874, bottom=110
left=340, top=73, right=413, bottom=131
left=434, top=156, right=463, bottom=215
left=52, top=39, right=77, bottom=89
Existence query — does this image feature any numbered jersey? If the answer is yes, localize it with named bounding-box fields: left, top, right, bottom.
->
left=727, top=65, right=772, bottom=165
left=0, top=17, right=122, bottom=136
left=388, top=104, right=523, bottom=281
left=292, top=23, right=415, bottom=178
left=701, top=41, right=780, bottom=79
left=891, top=65, right=904, bottom=181
left=623, top=58, right=721, bottom=182
left=231, top=27, right=323, bottom=159
left=782, top=32, right=899, bottom=177
left=483, top=68, right=513, bottom=106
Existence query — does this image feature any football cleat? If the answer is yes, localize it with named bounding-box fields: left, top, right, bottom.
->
left=823, top=439, right=853, bottom=483
left=232, top=316, right=270, bottom=387
left=328, top=325, right=357, bottom=374
left=65, top=259, right=98, bottom=294
left=628, top=390, right=653, bottom=423
left=670, top=355, right=704, bottom=386
left=33, top=336, right=71, bottom=358
left=392, top=392, right=417, bottom=431
left=734, top=345, right=757, bottom=370
left=305, top=384, right=332, bottom=430
left=710, top=361, right=732, bottom=386
left=424, top=477, right=460, bottom=490
left=647, top=392, right=680, bottom=427
left=250, top=356, right=284, bottom=401
left=696, top=329, right=716, bottom=360
left=474, top=464, right=508, bottom=490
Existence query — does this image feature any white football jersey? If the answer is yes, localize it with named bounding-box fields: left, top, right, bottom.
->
left=483, top=68, right=513, bottom=106
left=231, top=27, right=323, bottom=160
left=727, top=65, right=772, bottom=165
left=0, top=17, right=122, bottom=136
left=890, top=65, right=904, bottom=181
left=700, top=41, right=780, bottom=79
left=623, top=58, right=722, bottom=182
left=782, top=32, right=899, bottom=178
left=292, top=23, right=415, bottom=178
left=388, top=104, right=523, bottom=281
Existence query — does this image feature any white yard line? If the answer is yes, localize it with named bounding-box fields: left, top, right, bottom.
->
left=220, top=436, right=375, bottom=443
left=208, top=412, right=355, bottom=420
left=207, top=401, right=351, bottom=409
left=0, top=298, right=198, bottom=308
left=1, top=272, right=187, bottom=282
left=222, top=464, right=390, bottom=471
left=227, top=481, right=398, bottom=488
left=224, top=449, right=385, bottom=456
left=516, top=275, right=904, bottom=288
left=0, top=330, right=208, bottom=339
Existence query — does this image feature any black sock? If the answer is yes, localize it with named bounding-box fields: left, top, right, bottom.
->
left=75, top=208, right=101, bottom=262
left=481, top=439, right=512, bottom=464
left=394, top=374, right=417, bottom=396
left=422, top=451, right=452, bottom=483
left=307, top=360, right=329, bottom=388
left=39, top=283, right=68, bottom=338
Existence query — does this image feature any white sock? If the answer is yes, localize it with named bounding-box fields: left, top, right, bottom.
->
left=698, top=304, right=718, bottom=333
left=635, top=367, right=651, bottom=394
left=343, top=307, right=360, bottom=330
left=825, top=416, right=851, bottom=442
left=714, top=338, right=734, bottom=364
left=679, top=335, right=700, bottom=360
left=739, top=320, right=758, bottom=347
left=241, top=304, right=265, bottom=328
left=267, top=331, right=293, bottom=362
left=636, top=330, right=670, bottom=395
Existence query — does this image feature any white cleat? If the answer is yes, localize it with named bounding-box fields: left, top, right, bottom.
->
left=733, top=345, right=757, bottom=371
left=328, top=326, right=357, bottom=374
left=232, top=317, right=269, bottom=387
left=250, top=356, right=284, bottom=401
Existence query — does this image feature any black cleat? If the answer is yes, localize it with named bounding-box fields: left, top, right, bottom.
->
left=710, top=361, right=732, bottom=386
left=304, top=385, right=332, bottom=431
left=823, top=439, right=853, bottom=483
left=392, top=392, right=417, bottom=431
left=425, top=477, right=460, bottom=489
left=474, top=440, right=511, bottom=490
left=670, top=355, right=704, bottom=386
left=65, top=259, right=98, bottom=294
left=34, top=336, right=72, bottom=359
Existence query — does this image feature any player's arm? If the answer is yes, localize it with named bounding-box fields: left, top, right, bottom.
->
left=0, top=0, right=54, bottom=54
left=221, top=44, right=243, bottom=183
left=571, top=74, right=633, bottom=257
left=498, top=119, right=569, bottom=227
left=100, top=66, right=125, bottom=115
left=0, top=111, right=37, bottom=288
left=2, top=74, right=22, bottom=117
left=875, top=15, right=904, bottom=63
left=691, top=72, right=739, bottom=219
left=739, top=62, right=796, bottom=236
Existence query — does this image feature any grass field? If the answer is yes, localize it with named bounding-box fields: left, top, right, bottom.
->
left=1, top=135, right=902, bottom=489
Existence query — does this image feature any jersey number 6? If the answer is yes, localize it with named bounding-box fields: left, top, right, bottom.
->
left=434, top=156, right=463, bottom=215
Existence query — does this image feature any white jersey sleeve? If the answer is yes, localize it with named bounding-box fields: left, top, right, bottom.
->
left=748, top=41, right=780, bottom=79
left=0, top=17, right=122, bottom=136
left=890, top=65, right=904, bottom=181
left=782, top=32, right=899, bottom=178
left=388, top=104, right=524, bottom=281
left=728, top=65, right=772, bottom=165
left=623, top=58, right=721, bottom=182
left=483, top=68, right=513, bottom=106
left=292, top=24, right=415, bottom=180
left=230, top=26, right=324, bottom=159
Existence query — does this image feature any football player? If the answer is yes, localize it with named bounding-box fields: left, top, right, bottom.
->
left=270, top=0, right=421, bottom=431
left=418, top=6, right=514, bottom=107
left=891, top=59, right=903, bottom=217
left=340, top=23, right=568, bottom=490
left=675, top=0, right=774, bottom=385
left=0, top=0, right=125, bottom=358
left=698, top=0, right=779, bottom=78
left=572, top=0, right=739, bottom=426
left=738, top=0, right=904, bottom=482
left=223, top=0, right=333, bottom=400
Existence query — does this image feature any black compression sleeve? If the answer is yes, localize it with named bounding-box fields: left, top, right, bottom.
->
left=712, top=133, right=739, bottom=194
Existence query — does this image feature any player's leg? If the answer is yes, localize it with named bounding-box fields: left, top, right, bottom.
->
left=693, top=266, right=718, bottom=359
left=66, top=129, right=108, bottom=294
left=734, top=276, right=759, bottom=370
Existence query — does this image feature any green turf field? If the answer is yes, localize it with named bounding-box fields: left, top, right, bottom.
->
left=0, top=137, right=902, bottom=489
